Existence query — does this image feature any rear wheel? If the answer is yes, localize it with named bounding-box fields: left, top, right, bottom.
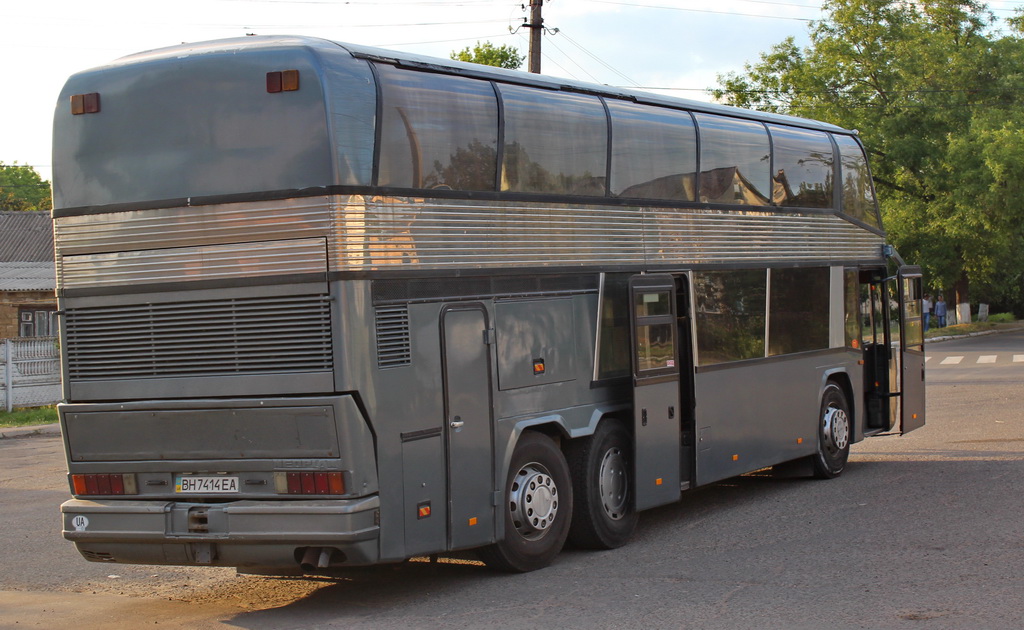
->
left=813, top=382, right=851, bottom=479
left=479, top=432, right=572, bottom=572
left=566, top=420, right=638, bottom=549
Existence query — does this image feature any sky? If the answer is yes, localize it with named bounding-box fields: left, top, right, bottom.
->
left=2, top=0, right=1020, bottom=183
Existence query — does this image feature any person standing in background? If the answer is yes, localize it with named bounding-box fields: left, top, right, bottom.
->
left=934, top=294, right=948, bottom=328
left=923, top=294, right=932, bottom=331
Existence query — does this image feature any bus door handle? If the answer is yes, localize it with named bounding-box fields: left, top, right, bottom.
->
left=450, top=416, right=464, bottom=429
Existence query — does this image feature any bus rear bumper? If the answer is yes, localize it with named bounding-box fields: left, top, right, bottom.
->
left=61, top=496, right=380, bottom=571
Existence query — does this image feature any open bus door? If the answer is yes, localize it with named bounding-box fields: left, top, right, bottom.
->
left=628, top=275, right=682, bottom=510
left=897, top=266, right=926, bottom=433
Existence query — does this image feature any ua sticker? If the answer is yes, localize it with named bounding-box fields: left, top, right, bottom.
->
left=72, top=515, right=89, bottom=531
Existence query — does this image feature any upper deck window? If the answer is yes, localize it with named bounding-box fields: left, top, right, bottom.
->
left=768, top=125, right=834, bottom=209
left=376, top=66, right=498, bottom=191
left=694, top=114, right=771, bottom=205
left=498, top=85, right=607, bottom=196
left=833, top=134, right=881, bottom=228
left=607, top=101, right=697, bottom=201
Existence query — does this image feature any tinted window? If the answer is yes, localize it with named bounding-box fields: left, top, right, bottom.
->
left=695, top=114, right=771, bottom=205
left=635, top=290, right=672, bottom=318
left=596, top=273, right=631, bottom=380
left=607, top=101, right=697, bottom=201
left=769, top=125, right=834, bottom=209
left=902, top=276, right=923, bottom=350
left=768, top=267, right=830, bottom=356
left=834, top=135, right=880, bottom=228
left=377, top=66, right=498, bottom=190
left=636, top=322, right=675, bottom=371
left=843, top=270, right=862, bottom=348
left=499, top=85, right=607, bottom=195
left=694, top=269, right=766, bottom=365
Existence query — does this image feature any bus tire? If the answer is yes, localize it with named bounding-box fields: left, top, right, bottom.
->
left=479, top=431, right=572, bottom=572
left=813, top=382, right=851, bottom=479
left=565, top=420, right=638, bottom=549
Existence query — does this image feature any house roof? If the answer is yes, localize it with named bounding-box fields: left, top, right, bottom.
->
left=0, top=211, right=54, bottom=263
left=0, top=262, right=56, bottom=292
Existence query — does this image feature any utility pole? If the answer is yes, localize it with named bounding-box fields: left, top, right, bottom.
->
left=527, top=0, right=543, bottom=74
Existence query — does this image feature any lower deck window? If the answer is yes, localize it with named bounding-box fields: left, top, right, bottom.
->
left=694, top=269, right=766, bottom=365
left=768, top=267, right=829, bottom=355
left=695, top=266, right=831, bottom=365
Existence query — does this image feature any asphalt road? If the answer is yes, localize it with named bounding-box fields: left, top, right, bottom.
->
left=2, top=332, right=1023, bottom=629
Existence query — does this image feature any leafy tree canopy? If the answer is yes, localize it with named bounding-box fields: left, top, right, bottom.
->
left=451, top=41, right=524, bottom=70
left=714, top=0, right=1024, bottom=310
left=0, top=162, right=52, bottom=212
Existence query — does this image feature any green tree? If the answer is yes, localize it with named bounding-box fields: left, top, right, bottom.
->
left=714, top=0, right=1024, bottom=311
left=0, top=162, right=52, bottom=212
left=451, top=41, right=524, bottom=70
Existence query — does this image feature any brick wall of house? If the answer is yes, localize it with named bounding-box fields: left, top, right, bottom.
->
left=0, top=291, right=58, bottom=339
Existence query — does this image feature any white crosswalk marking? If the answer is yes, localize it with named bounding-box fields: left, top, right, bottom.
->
left=1014, top=355, right=1024, bottom=363
left=940, top=356, right=964, bottom=365
left=978, top=355, right=997, bottom=364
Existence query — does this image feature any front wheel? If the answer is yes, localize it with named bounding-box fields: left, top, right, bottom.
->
left=813, top=382, right=851, bottom=479
left=478, top=432, right=572, bottom=572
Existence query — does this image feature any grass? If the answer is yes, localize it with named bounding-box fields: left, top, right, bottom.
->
left=0, top=405, right=58, bottom=428
left=926, top=315, right=1021, bottom=339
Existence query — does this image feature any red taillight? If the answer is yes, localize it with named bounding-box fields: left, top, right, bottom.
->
left=281, top=472, right=344, bottom=495
left=301, top=473, right=316, bottom=494
left=71, top=473, right=137, bottom=496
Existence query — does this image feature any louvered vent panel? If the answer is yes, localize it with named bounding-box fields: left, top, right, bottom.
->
left=375, top=306, right=411, bottom=368
left=65, top=295, right=332, bottom=380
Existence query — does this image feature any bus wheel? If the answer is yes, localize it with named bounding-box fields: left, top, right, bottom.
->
left=813, top=382, right=851, bottom=479
left=566, top=420, right=638, bottom=549
left=479, top=431, right=572, bottom=572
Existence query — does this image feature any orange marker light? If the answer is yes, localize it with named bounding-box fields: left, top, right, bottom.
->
left=70, top=93, right=100, bottom=115
left=281, top=69, right=300, bottom=91
left=655, top=478, right=663, bottom=486
left=72, top=475, right=88, bottom=495
left=732, top=454, right=739, bottom=461
left=469, top=517, right=478, bottom=526
left=267, top=70, right=300, bottom=93
left=418, top=505, right=431, bottom=519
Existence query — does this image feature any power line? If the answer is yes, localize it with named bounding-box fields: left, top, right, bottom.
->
left=584, top=0, right=816, bottom=22
left=585, top=0, right=1023, bottom=15
left=556, top=30, right=641, bottom=87
left=542, top=33, right=604, bottom=83
left=215, top=0, right=502, bottom=4
left=377, top=33, right=511, bottom=47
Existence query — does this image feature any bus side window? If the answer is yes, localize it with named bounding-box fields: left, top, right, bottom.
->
left=376, top=65, right=499, bottom=191
left=606, top=100, right=697, bottom=202
left=497, top=84, right=607, bottom=196
left=693, top=114, right=771, bottom=206
left=834, top=135, right=881, bottom=229
left=767, top=125, right=834, bottom=210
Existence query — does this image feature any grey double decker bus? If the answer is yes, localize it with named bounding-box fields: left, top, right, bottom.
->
left=53, top=36, right=925, bottom=574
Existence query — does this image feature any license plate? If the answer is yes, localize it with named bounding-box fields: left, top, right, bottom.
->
left=175, top=476, right=239, bottom=494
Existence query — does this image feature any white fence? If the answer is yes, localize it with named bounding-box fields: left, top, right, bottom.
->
left=1, top=337, right=61, bottom=412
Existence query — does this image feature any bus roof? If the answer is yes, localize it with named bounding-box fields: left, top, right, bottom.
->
left=113, top=35, right=849, bottom=135
left=54, top=35, right=856, bottom=211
